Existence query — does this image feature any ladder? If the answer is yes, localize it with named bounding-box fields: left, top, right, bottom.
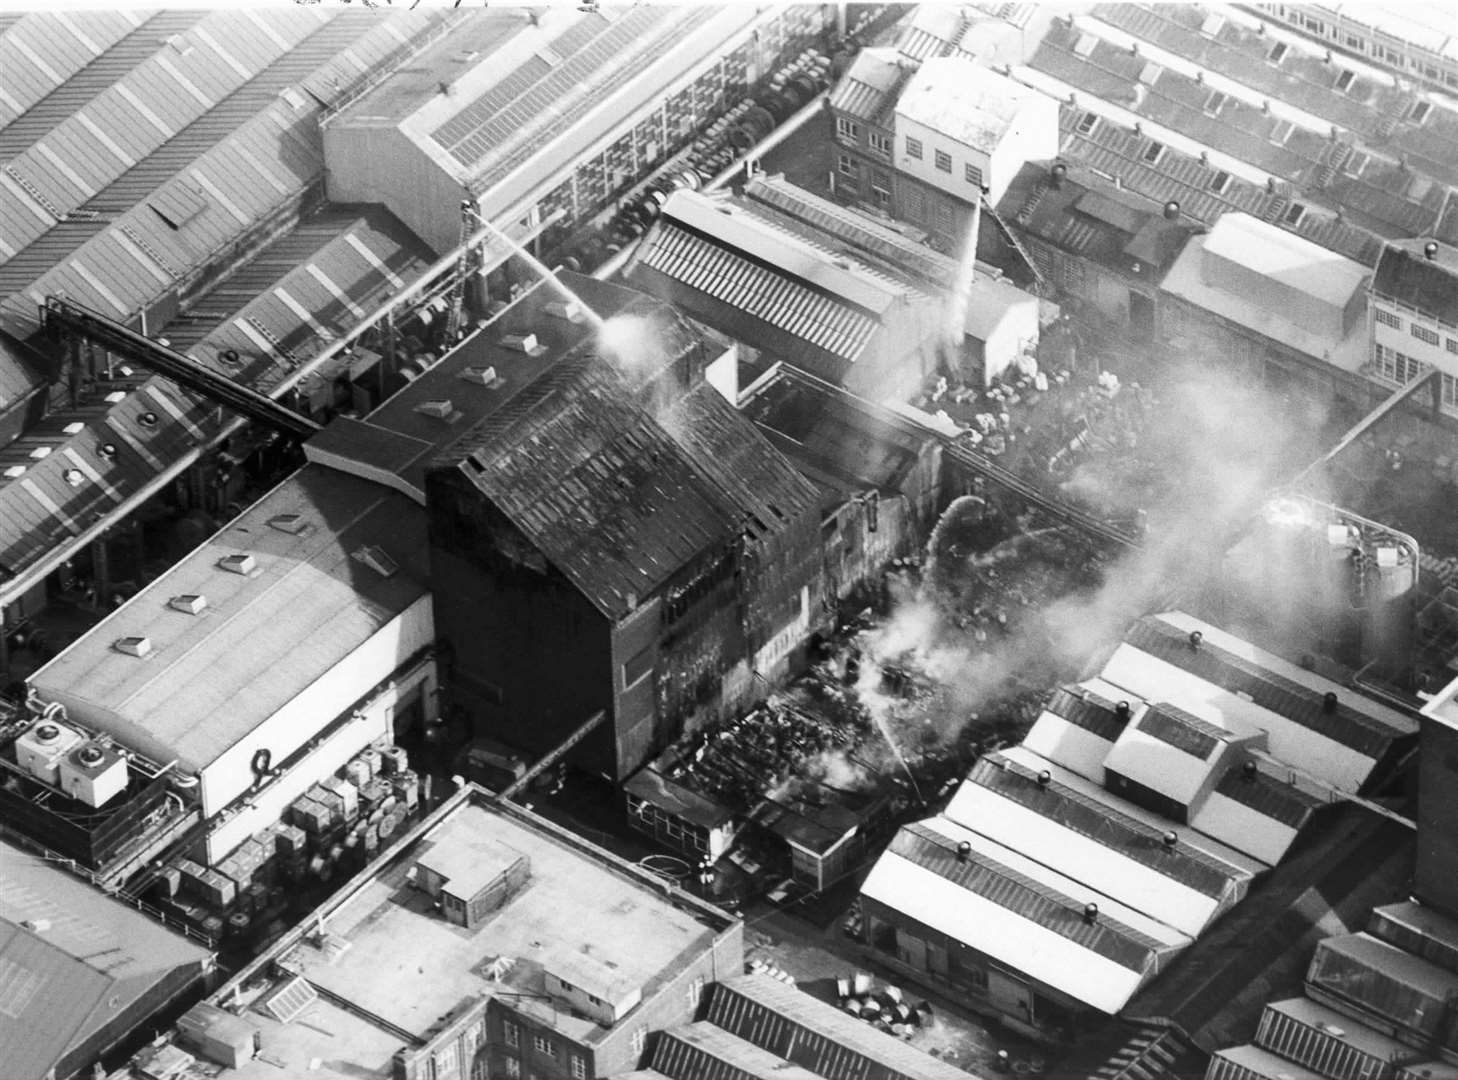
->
left=444, top=198, right=478, bottom=344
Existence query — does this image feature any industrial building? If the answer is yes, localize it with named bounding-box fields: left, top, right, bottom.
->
left=0, top=3, right=835, bottom=685
left=1191, top=664, right=1458, bottom=1080
left=1253, top=3, right=1458, bottom=95
left=0, top=838, right=214, bottom=1080
left=858, top=611, right=1417, bottom=1041
left=1368, top=239, right=1458, bottom=416
left=624, top=185, right=947, bottom=402
left=106, top=787, right=744, bottom=1080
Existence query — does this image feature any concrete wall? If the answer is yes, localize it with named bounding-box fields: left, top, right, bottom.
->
left=198, top=595, right=434, bottom=818
left=1416, top=709, right=1458, bottom=917
left=988, top=94, right=1060, bottom=207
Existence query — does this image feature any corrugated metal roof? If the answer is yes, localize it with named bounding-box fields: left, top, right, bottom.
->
left=1123, top=617, right=1402, bottom=758
left=1046, top=683, right=1131, bottom=740
left=433, top=8, right=677, bottom=171
left=958, top=753, right=1243, bottom=897
left=1373, top=240, right=1458, bottom=325
left=0, top=839, right=209, bottom=1080
left=889, top=820, right=1172, bottom=968
left=441, top=341, right=817, bottom=619
left=0, top=11, right=145, bottom=131
left=1212, top=765, right=1324, bottom=828
left=1137, top=702, right=1227, bottom=759
left=636, top=224, right=880, bottom=363
left=706, top=976, right=973, bottom=1080
left=651, top=1022, right=824, bottom=1080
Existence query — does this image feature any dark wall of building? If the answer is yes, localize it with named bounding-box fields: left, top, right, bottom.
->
left=427, top=468, right=618, bottom=779
left=1416, top=714, right=1458, bottom=918
left=613, top=597, right=667, bottom=779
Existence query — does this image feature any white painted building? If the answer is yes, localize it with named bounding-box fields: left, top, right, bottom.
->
left=1368, top=239, right=1458, bottom=414
left=891, top=56, right=1059, bottom=207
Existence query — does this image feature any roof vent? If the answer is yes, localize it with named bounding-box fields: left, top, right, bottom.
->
left=1322, top=1023, right=1346, bottom=1037
left=458, top=365, right=503, bottom=388
left=1189, top=630, right=1203, bottom=650
left=1082, top=902, right=1099, bottom=924
left=1036, top=770, right=1052, bottom=787
left=351, top=545, right=399, bottom=579
left=169, top=594, right=207, bottom=615
left=1115, top=700, right=1131, bottom=720
left=28, top=446, right=51, bottom=460
left=3, top=465, right=25, bottom=480
left=1243, top=759, right=1258, bottom=780
left=113, top=636, right=152, bottom=658
left=500, top=333, right=544, bottom=355
left=1323, top=691, right=1339, bottom=714
left=62, top=469, right=84, bottom=488
left=544, top=300, right=583, bottom=322
left=956, top=840, right=971, bottom=862
left=63, top=422, right=85, bottom=435
left=1162, top=831, right=1178, bottom=849
left=1163, top=200, right=1180, bottom=220
left=414, top=400, right=458, bottom=421
left=1425, top=241, right=1440, bottom=260
left=138, top=411, right=160, bottom=428
left=218, top=553, right=257, bottom=576
left=268, top=513, right=309, bottom=535
left=99, top=443, right=118, bottom=459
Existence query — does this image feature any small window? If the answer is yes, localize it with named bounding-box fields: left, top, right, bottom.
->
left=1334, top=69, right=1355, bottom=92
left=1269, top=41, right=1288, bottom=63
left=504, top=1021, right=520, bottom=1048
left=904, top=186, right=925, bottom=221
left=1413, top=324, right=1441, bottom=346
left=502, top=1058, right=521, bottom=1080
left=533, top=1034, right=557, bottom=1058
left=622, top=644, right=654, bottom=689
left=1204, top=90, right=1228, bottom=115
left=1075, top=111, right=1099, bottom=136
left=1142, top=141, right=1165, bottom=164
left=835, top=117, right=860, bottom=142
left=935, top=149, right=953, bottom=173
left=964, top=163, right=983, bottom=188
left=1282, top=201, right=1305, bottom=225
left=570, top=1056, right=587, bottom=1080
left=1210, top=169, right=1232, bottom=194
left=1411, top=101, right=1433, bottom=123
left=1375, top=308, right=1402, bottom=330
left=868, top=131, right=892, bottom=154
left=906, top=136, right=923, bottom=160
left=933, top=202, right=953, bottom=234
left=837, top=153, right=856, bottom=177
left=1446, top=337, right=1458, bottom=355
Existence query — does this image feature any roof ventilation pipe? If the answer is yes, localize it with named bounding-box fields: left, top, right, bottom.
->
left=1425, top=241, right=1439, bottom=260
left=1189, top=630, right=1203, bottom=650
left=956, top=840, right=971, bottom=862
left=1050, top=162, right=1068, bottom=189
left=1162, top=831, right=1178, bottom=849
left=1083, top=902, right=1099, bottom=924
left=1163, top=200, right=1180, bottom=220
left=1323, top=691, right=1339, bottom=714
left=1115, top=701, right=1131, bottom=721
left=1036, top=770, right=1052, bottom=787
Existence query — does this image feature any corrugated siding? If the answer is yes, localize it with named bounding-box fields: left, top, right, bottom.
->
left=637, top=224, right=877, bottom=362
left=0, top=11, right=143, bottom=124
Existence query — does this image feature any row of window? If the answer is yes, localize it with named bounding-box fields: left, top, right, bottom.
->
left=502, top=1023, right=588, bottom=1078
left=1373, top=343, right=1426, bottom=385
left=1375, top=307, right=1458, bottom=352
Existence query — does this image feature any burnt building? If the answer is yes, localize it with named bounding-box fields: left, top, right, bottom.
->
left=424, top=279, right=823, bottom=781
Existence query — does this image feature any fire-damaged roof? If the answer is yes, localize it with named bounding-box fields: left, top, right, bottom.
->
left=438, top=339, right=819, bottom=621
left=1372, top=241, right=1458, bottom=327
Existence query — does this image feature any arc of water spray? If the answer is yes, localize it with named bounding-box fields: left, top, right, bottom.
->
left=466, top=206, right=606, bottom=330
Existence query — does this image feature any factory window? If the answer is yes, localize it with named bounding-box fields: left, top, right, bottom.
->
left=570, top=1055, right=587, bottom=1080
left=869, top=131, right=892, bottom=155
left=904, top=186, right=925, bottom=221
left=1447, top=337, right=1458, bottom=354
left=935, top=149, right=953, bottom=173
left=964, top=163, right=983, bottom=188
left=1413, top=324, right=1441, bottom=346
left=504, top=1021, right=520, bottom=1048
left=906, top=136, right=923, bottom=160
left=837, top=153, right=856, bottom=178
left=533, top=1034, right=557, bottom=1058
left=1375, top=308, right=1402, bottom=330
left=933, top=202, right=953, bottom=234
left=836, top=117, right=860, bottom=142
left=501, top=1058, right=521, bottom=1079
left=1444, top=374, right=1458, bottom=409
left=1375, top=343, right=1423, bottom=384
left=1075, top=111, right=1099, bottom=135
left=622, top=645, right=653, bottom=689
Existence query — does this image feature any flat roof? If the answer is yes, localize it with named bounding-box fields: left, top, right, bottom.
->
left=1162, top=229, right=1368, bottom=372
left=1211, top=211, right=1371, bottom=303
left=895, top=56, right=1044, bottom=153
left=280, top=800, right=725, bottom=1046
left=415, top=826, right=526, bottom=902
left=30, top=465, right=429, bottom=773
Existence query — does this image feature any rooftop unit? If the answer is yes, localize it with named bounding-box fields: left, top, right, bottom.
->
left=543, top=949, right=644, bottom=1025
left=58, top=741, right=129, bottom=808
left=14, top=721, right=85, bottom=785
